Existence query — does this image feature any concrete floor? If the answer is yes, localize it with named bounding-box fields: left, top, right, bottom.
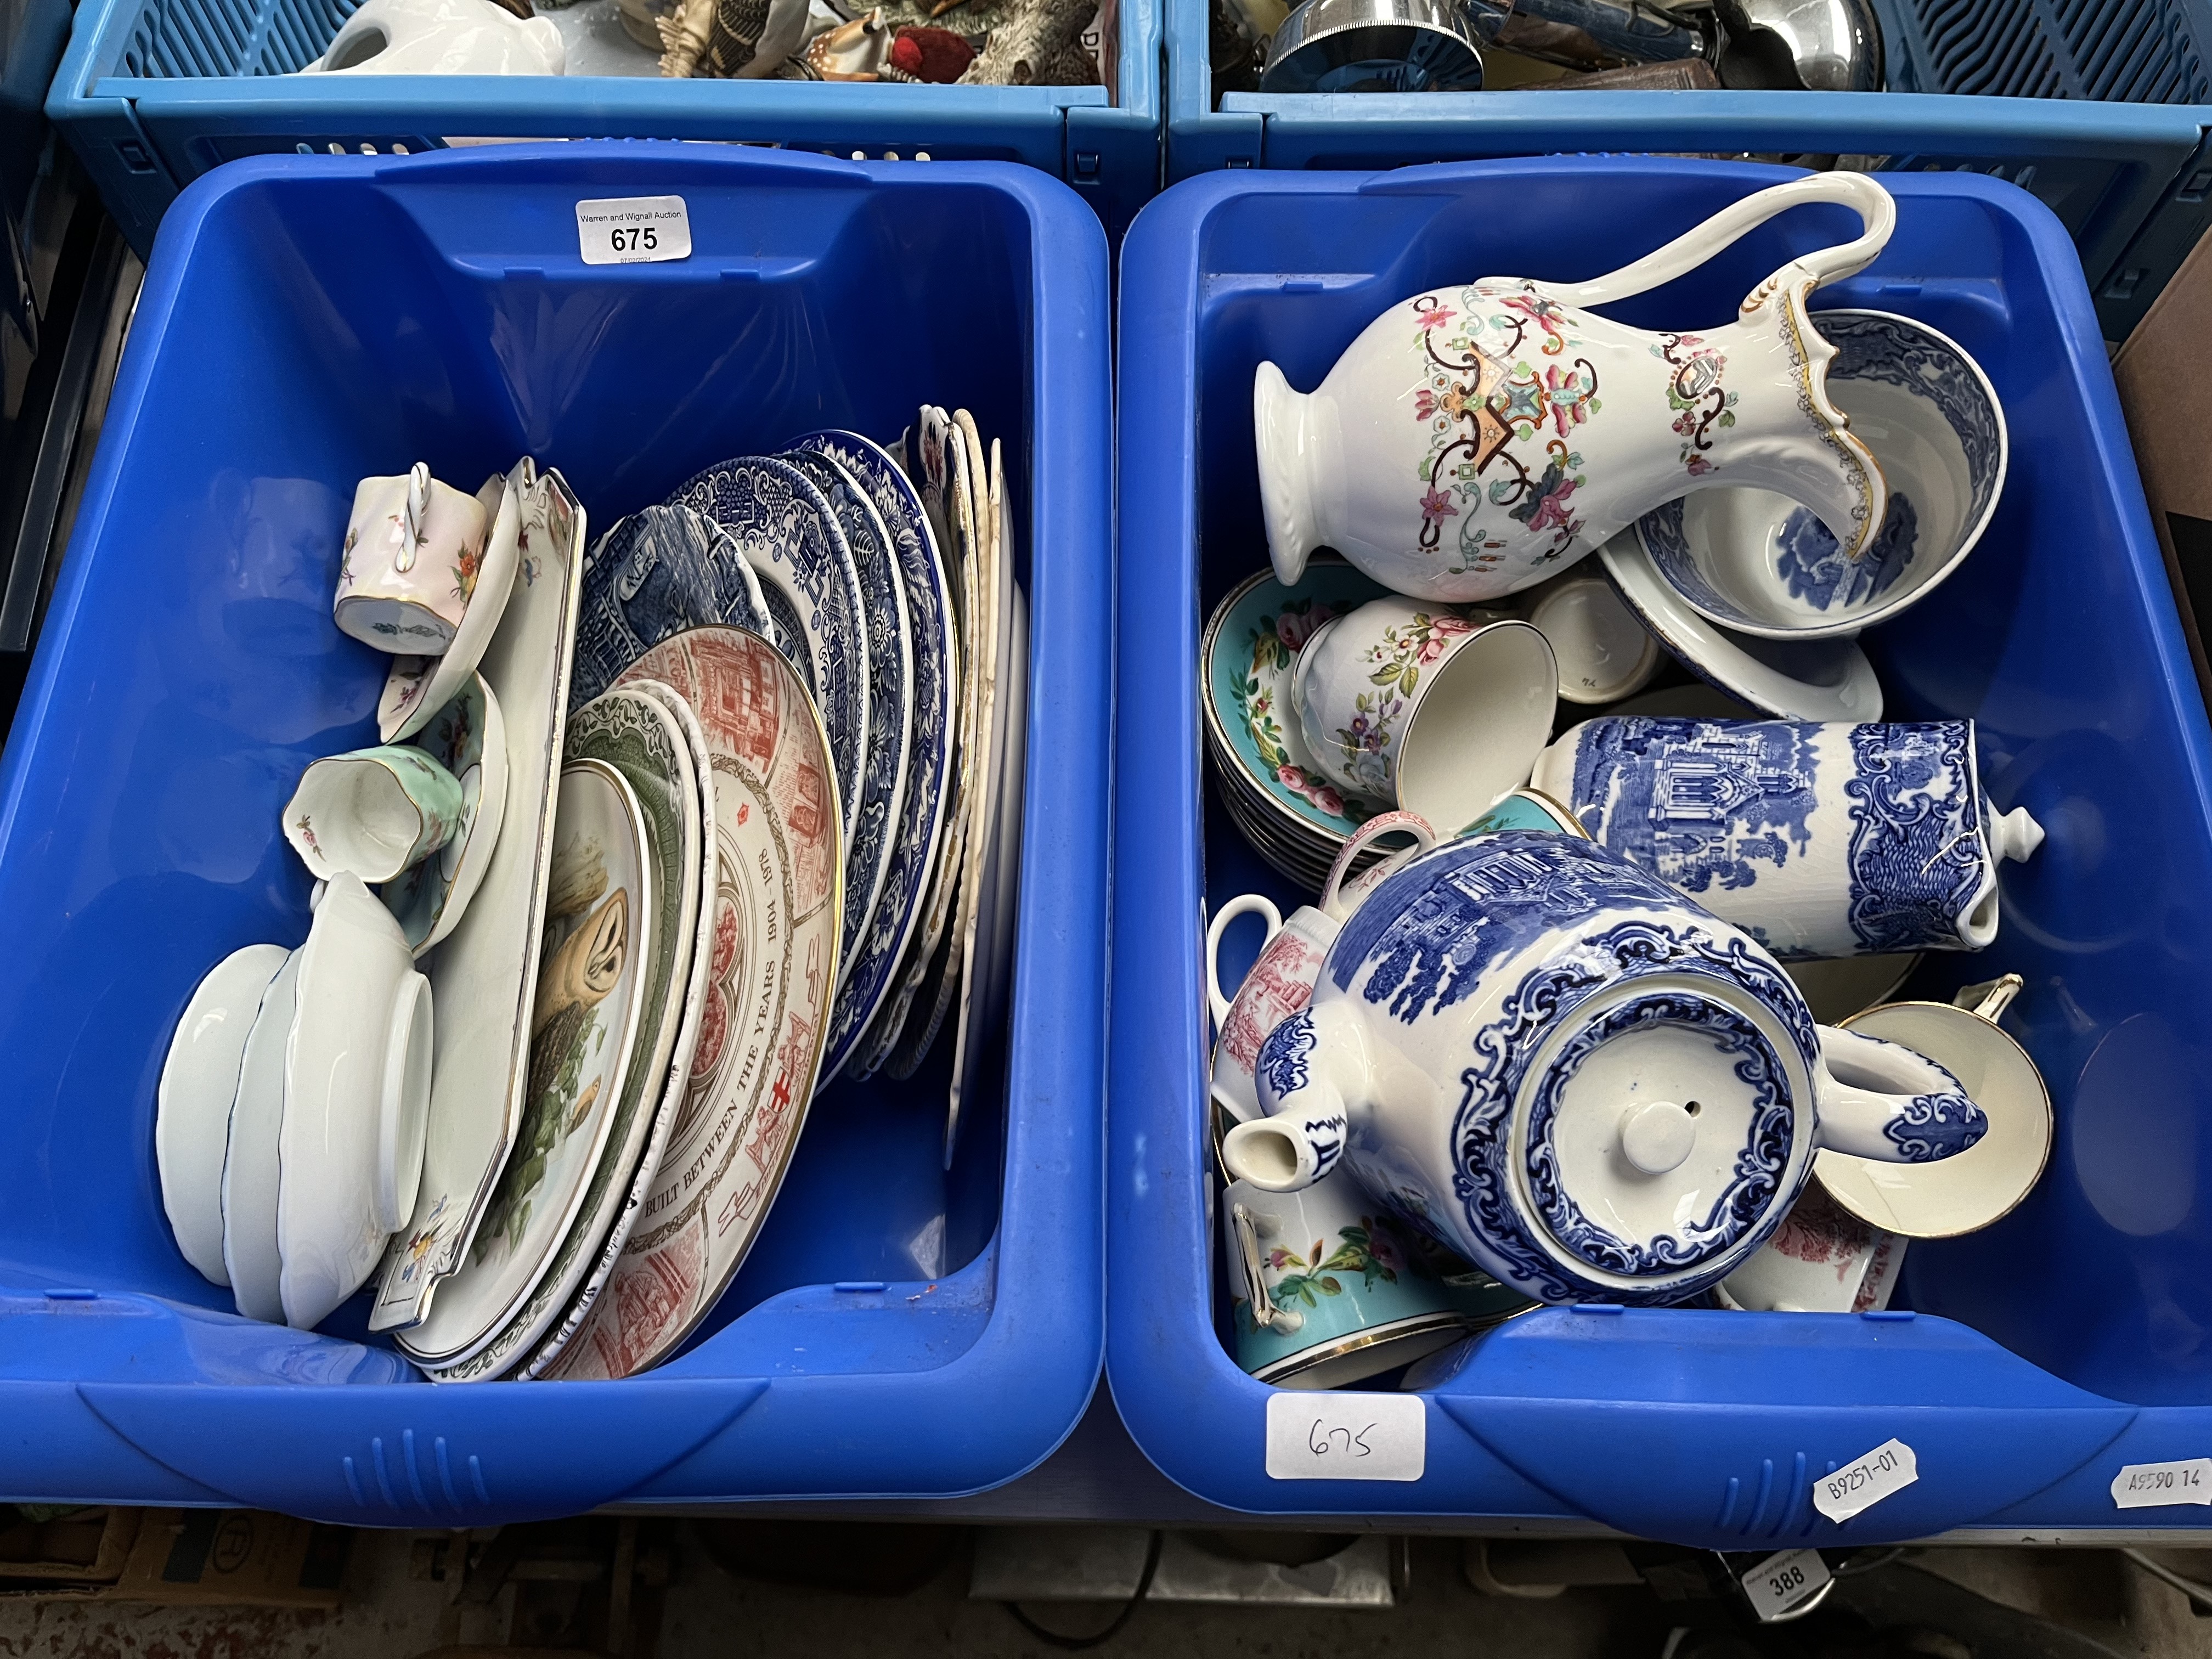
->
left=9, top=1523, right=2212, bottom=1658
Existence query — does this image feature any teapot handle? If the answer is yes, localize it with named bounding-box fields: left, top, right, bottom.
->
left=1814, top=1024, right=1989, bottom=1164
left=1204, top=894, right=1284, bottom=1030
left=1544, top=174, right=1896, bottom=313
left=1320, top=809, right=1437, bottom=922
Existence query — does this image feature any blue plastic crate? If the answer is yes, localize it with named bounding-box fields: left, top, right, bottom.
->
left=46, top=0, right=1160, bottom=261
left=1111, top=157, right=2212, bottom=1544
left=0, top=140, right=1109, bottom=1523
left=1164, top=0, right=2212, bottom=341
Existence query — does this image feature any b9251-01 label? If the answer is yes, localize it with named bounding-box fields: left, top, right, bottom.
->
left=1813, top=1438, right=1918, bottom=1523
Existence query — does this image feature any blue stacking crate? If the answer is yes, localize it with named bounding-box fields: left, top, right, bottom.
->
left=45, top=0, right=1160, bottom=260
left=1111, top=156, right=2212, bottom=1544
left=1165, top=0, right=2212, bottom=342
left=0, top=141, right=1110, bottom=1523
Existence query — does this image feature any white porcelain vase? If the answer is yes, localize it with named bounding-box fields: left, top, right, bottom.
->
left=1254, top=173, right=1898, bottom=603
left=1219, top=833, right=1989, bottom=1305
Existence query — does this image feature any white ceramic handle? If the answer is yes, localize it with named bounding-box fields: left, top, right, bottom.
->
left=398, top=461, right=430, bottom=571
left=1544, top=174, right=1896, bottom=312
left=1815, top=1024, right=1988, bottom=1165
left=1205, top=894, right=1284, bottom=1030
left=1320, top=809, right=1437, bottom=922
left=374, top=971, right=435, bottom=1234
left=1231, top=1203, right=1304, bottom=1335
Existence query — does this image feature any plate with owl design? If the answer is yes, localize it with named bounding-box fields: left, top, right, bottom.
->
left=541, top=625, right=842, bottom=1380
left=399, top=757, right=654, bottom=1365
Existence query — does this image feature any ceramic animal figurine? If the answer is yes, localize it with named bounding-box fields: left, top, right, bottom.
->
left=1254, top=173, right=1898, bottom=603
left=1220, top=833, right=1988, bottom=1305
left=1532, top=715, right=2045, bottom=958
left=305, top=0, right=566, bottom=74
left=804, top=8, right=891, bottom=76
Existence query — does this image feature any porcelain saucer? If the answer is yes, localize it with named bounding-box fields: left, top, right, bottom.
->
left=222, top=947, right=302, bottom=1323
left=380, top=459, right=527, bottom=744
left=157, top=943, right=289, bottom=1288
left=382, top=672, right=509, bottom=957
left=1598, top=532, right=1884, bottom=721
left=783, top=447, right=913, bottom=1000
left=545, top=626, right=841, bottom=1380
left=793, top=430, right=957, bottom=1082
left=667, top=455, right=867, bottom=849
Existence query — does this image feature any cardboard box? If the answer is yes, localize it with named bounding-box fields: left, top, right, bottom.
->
left=0, top=1506, right=139, bottom=1581
left=0, top=1510, right=350, bottom=1607
left=2114, top=231, right=2212, bottom=714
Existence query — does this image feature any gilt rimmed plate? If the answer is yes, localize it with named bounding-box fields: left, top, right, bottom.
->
left=379, top=460, right=527, bottom=745
left=383, top=673, right=509, bottom=957
left=571, top=504, right=774, bottom=710
left=794, top=430, right=956, bottom=1081
left=783, top=447, right=912, bottom=1001
left=667, top=457, right=866, bottom=850
left=401, top=758, right=653, bottom=1365
left=427, top=687, right=704, bottom=1380
left=373, top=467, right=587, bottom=1333
left=523, top=680, right=716, bottom=1380
left=542, top=626, right=841, bottom=1380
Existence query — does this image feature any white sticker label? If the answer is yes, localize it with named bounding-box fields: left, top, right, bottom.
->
left=2112, top=1458, right=2212, bottom=1509
left=1740, top=1548, right=1831, bottom=1621
left=575, top=196, right=692, bottom=266
left=1265, top=1392, right=1424, bottom=1482
left=1813, top=1438, right=1918, bottom=1522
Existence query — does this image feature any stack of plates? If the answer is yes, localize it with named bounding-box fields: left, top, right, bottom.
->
left=1201, top=559, right=1389, bottom=892
left=391, top=414, right=1027, bottom=1382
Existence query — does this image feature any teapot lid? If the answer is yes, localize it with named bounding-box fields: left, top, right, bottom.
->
left=1519, top=980, right=1802, bottom=1281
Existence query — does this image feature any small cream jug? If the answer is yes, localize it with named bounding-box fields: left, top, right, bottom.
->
left=1255, top=173, right=1897, bottom=603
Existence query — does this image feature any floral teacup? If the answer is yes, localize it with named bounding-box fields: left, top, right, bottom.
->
left=1289, top=595, right=1556, bottom=829
left=335, top=464, right=489, bottom=654
left=1222, top=1169, right=1470, bottom=1388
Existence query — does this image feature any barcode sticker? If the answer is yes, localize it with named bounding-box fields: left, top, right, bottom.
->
left=1265, top=1392, right=1424, bottom=1481
left=1813, top=1438, right=1918, bottom=1523
left=575, top=196, right=692, bottom=266
left=2113, top=1458, right=2212, bottom=1509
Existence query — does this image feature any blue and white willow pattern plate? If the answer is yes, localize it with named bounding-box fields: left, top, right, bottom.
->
left=667, top=456, right=870, bottom=848
left=783, top=448, right=913, bottom=999
left=571, top=504, right=781, bottom=710
left=794, top=430, right=958, bottom=1082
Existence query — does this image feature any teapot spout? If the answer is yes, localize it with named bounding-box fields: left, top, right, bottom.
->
left=1255, top=361, right=1327, bottom=586
left=1224, top=1002, right=1368, bottom=1190
left=1815, top=1024, right=1988, bottom=1163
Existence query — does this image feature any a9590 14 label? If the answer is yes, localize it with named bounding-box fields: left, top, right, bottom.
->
left=2113, top=1458, right=2212, bottom=1509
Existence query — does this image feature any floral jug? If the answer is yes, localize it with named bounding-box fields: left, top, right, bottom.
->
left=1254, top=174, right=1898, bottom=604
left=1218, top=833, right=1988, bottom=1305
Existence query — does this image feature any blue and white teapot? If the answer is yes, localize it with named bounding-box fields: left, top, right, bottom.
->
left=1220, top=833, right=1988, bottom=1305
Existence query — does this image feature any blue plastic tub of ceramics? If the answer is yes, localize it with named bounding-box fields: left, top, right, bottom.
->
left=0, top=140, right=1109, bottom=1523
left=1110, top=156, right=2212, bottom=1544
left=45, top=0, right=1160, bottom=263
left=1165, top=0, right=2212, bottom=341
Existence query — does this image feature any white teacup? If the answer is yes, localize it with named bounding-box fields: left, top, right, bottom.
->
left=1520, top=568, right=1661, bottom=706
left=284, top=745, right=465, bottom=884
left=1207, top=811, right=1436, bottom=1122
left=1717, top=1181, right=1905, bottom=1314
left=335, top=464, right=489, bottom=654
left=1289, top=596, right=1557, bottom=830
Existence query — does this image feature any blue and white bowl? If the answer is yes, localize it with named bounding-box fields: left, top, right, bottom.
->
left=1634, top=311, right=2006, bottom=641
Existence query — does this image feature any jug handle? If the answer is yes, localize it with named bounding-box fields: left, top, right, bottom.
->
left=1204, top=894, right=1283, bottom=1030
left=1320, top=809, right=1437, bottom=922
left=1814, top=1024, right=1989, bottom=1164
left=1543, top=174, right=1897, bottom=313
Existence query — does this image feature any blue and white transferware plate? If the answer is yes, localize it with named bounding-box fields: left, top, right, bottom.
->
left=783, top=447, right=913, bottom=998
left=793, top=429, right=956, bottom=1080
left=667, top=456, right=868, bottom=849
left=570, top=504, right=777, bottom=709
left=1633, top=309, right=2007, bottom=641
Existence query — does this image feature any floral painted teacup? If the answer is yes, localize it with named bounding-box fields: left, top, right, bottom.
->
left=284, top=744, right=465, bottom=884
left=1289, top=596, right=1556, bottom=830
left=335, top=464, right=489, bottom=654
left=1222, top=1169, right=1470, bottom=1388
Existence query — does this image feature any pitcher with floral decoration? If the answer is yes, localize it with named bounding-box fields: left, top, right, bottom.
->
left=1254, top=173, right=1898, bottom=604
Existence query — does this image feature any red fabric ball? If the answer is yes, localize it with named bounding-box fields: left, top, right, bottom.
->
left=894, top=25, right=974, bottom=81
